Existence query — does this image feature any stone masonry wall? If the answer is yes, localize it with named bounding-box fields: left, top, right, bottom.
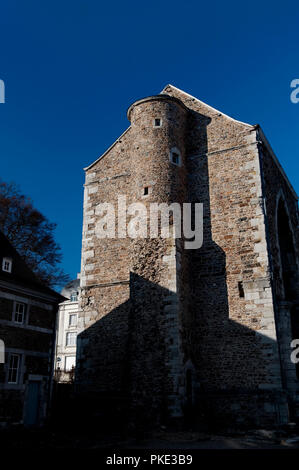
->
left=258, top=136, right=299, bottom=416
left=77, top=128, right=133, bottom=396
left=77, top=85, right=299, bottom=427
left=127, top=96, right=188, bottom=423
left=162, top=86, right=288, bottom=424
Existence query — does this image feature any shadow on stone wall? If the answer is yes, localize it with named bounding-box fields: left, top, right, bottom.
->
left=54, top=108, right=294, bottom=434
left=66, top=271, right=290, bottom=434
left=183, top=108, right=289, bottom=429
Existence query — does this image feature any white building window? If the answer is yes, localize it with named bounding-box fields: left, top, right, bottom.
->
left=13, top=302, right=26, bottom=324
left=66, top=332, right=77, bottom=346
left=8, top=354, right=20, bottom=384
left=153, top=118, right=162, bottom=127
left=169, top=147, right=182, bottom=166
left=65, top=356, right=76, bottom=371
left=69, top=314, right=77, bottom=326
left=70, top=292, right=78, bottom=302
left=2, top=257, right=12, bottom=273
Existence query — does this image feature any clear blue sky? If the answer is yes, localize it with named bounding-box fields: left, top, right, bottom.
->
left=0, top=1, right=298, bottom=283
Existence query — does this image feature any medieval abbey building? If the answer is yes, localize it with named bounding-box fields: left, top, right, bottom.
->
left=76, top=85, right=299, bottom=428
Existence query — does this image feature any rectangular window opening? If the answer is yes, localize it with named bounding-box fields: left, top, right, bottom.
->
left=238, top=281, right=245, bottom=298
left=70, top=293, right=78, bottom=302
left=172, top=152, right=180, bottom=165
left=2, top=257, right=12, bottom=273
left=14, top=302, right=26, bottom=324
left=66, top=332, right=77, bottom=346
left=65, top=356, right=76, bottom=372
left=8, top=354, right=20, bottom=384
left=69, top=314, right=77, bottom=326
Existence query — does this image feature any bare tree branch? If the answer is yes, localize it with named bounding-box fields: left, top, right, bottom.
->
left=0, top=180, right=70, bottom=289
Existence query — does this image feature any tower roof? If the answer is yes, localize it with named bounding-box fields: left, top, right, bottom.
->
left=85, top=84, right=255, bottom=171
left=84, top=84, right=298, bottom=201
left=161, top=84, right=254, bottom=127
left=127, top=93, right=188, bottom=121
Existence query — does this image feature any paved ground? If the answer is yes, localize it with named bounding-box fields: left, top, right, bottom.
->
left=119, top=430, right=299, bottom=449
left=1, top=427, right=299, bottom=449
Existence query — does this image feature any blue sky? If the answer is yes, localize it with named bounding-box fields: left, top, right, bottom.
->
left=0, top=1, right=298, bottom=284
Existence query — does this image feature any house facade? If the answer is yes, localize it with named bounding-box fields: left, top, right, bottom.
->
left=76, top=85, right=299, bottom=428
left=0, top=232, right=63, bottom=426
left=54, top=278, right=80, bottom=383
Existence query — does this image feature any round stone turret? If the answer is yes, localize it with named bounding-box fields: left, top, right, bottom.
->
left=127, top=94, right=188, bottom=206
left=127, top=94, right=189, bottom=423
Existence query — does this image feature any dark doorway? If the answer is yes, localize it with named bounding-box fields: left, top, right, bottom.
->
left=24, top=381, right=41, bottom=427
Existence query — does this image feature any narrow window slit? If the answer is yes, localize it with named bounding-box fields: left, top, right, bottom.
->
left=238, top=281, right=245, bottom=298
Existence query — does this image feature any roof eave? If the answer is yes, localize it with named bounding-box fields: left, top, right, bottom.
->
left=161, top=84, right=254, bottom=128
left=84, top=127, right=131, bottom=171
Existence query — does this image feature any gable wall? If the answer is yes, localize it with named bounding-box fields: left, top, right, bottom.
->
left=76, top=87, right=296, bottom=426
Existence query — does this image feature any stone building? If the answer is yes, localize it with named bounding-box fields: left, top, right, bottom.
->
left=76, top=85, right=299, bottom=428
left=0, top=232, right=64, bottom=426
left=54, top=278, right=80, bottom=383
